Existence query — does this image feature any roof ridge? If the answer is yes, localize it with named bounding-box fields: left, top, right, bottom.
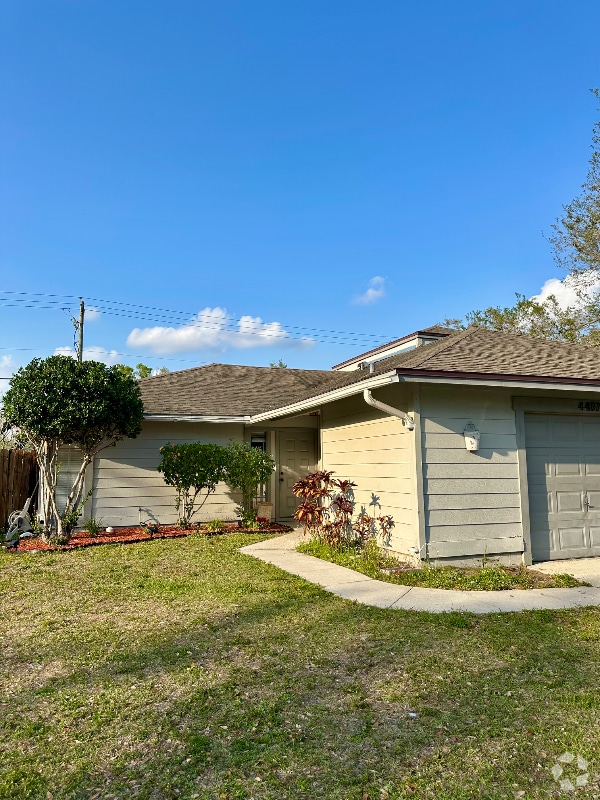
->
left=139, top=362, right=336, bottom=381
left=398, top=326, right=478, bottom=369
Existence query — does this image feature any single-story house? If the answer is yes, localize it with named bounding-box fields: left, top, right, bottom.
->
left=61, top=324, right=600, bottom=564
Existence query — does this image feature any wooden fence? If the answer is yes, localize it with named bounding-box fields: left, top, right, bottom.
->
left=0, top=449, right=38, bottom=530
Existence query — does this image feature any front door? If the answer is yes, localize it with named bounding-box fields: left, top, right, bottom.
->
left=277, top=430, right=316, bottom=519
left=526, top=414, right=600, bottom=560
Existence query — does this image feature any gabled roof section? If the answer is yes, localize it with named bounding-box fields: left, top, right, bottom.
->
left=139, top=363, right=350, bottom=417
left=369, top=326, right=600, bottom=383
left=331, top=324, right=454, bottom=370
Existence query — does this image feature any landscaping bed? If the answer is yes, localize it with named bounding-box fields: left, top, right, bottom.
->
left=297, top=539, right=588, bottom=590
left=10, top=522, right=293, bottom=553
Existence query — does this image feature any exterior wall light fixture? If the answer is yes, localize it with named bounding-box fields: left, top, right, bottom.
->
left=463, top=422, right=480, bottom=452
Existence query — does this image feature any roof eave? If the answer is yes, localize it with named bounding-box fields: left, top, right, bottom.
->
left=248, top=372, right=400, bottom=423
left=395, top=368, right=600, bottom=391
left=144, top=414, right=251, bottom=423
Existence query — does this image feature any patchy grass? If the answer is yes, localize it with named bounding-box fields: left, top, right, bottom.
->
left=1, top=535, right=600, bottom=799
left=298, top=539, right=587, bottom=591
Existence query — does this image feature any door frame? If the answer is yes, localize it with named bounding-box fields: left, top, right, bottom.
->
left=275, top=427, right=317, bottom=521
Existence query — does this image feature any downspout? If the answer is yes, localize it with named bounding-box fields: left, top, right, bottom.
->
left=363, top=388, right=415, bottom=430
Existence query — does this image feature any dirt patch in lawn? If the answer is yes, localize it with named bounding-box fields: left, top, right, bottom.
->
left=10, top=523, right=293, bottom=553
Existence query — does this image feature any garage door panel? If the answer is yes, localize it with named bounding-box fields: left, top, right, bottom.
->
left=590, top=527, right=600, bottom=548
left=558, top=527, right=587, bottom=551
left=528, top=489, right=552, bottom=515
left=586, top=461, right=600, bottom=476
left=582, top=420, right=600, bottom=440
left=529, top=529, right=552, bottom=560
left=551, top=421, right=579, bottom=440
left=555, top=460, right=584, bottom=477
left=526, top=413, right=600, bottom=561
left=556, top=491, right=584, bottom=513
left=526, top=457, right=552, bottom=483
left=525, top=419, right=549, bottom=442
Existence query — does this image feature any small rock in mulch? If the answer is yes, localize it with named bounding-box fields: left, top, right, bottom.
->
left=10, top=522, right=293, bottom=553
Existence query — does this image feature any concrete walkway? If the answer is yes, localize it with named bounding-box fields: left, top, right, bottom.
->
left=533, top=557, right=600, bottom=588
left=239, top=532, right=600, bottom=614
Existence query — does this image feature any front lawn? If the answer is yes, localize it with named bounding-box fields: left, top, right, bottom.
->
left=1, top=535, right=600, bottom=799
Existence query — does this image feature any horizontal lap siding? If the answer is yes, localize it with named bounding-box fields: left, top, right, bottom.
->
left=421, top=386, right=523, bottom=560
left=321, top=388, right=417, bottom=554
left=92, top=422, right=243, bottom=526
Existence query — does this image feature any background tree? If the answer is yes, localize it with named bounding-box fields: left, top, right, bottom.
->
left=550, top=89, right=600, bottom=275
left=157, top=442, right=228, bottom=528
left=115, top=363, right=167, bottom=380
left=269, top=359, right=288, bottom=368
left=2, top=356, right=144, bottom=539
left=223, top=442, right=275, bottom=524
left=463, top=289, right=600, bottom=345
left=0, top=415, right=29, bottom=450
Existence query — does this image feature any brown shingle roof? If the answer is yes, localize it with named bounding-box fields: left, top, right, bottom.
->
left=139, top=363, right=350, bottom=416
left=140, top=328, right=600, bottom=418
left=361, top=326, right=600, bottom=382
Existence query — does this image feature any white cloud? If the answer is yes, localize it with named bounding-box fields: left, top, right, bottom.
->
left=126, top=307, right=314, bottom=355
left=532, top=276, right=600, bottom=309
left=54, top=345, right=121, bottom=365
left=85, top=306, right=101, bottom=321
left=353, top=276, right=386, bottom=305
left=0, top=355, right=15, bottom=395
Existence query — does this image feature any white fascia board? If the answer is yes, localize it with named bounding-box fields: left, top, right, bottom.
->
left=248, top=373, right=399, bottom=423
left=396, top=375, right=600, bottom=392
left=144, top=414, right=250, bottom=423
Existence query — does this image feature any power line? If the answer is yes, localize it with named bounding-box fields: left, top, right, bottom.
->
left=0, top=291, right=392, bottom=346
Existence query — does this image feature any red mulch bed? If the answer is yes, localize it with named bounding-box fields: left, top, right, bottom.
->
left=10, top=522, right=293, bottom=553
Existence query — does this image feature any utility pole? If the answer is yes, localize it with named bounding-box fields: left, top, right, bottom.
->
left=78, top=299, right=85, bottom=363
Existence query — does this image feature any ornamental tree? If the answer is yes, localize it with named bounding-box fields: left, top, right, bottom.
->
left=157, top=442, right=228, bottom=528
left=223, top=441, right=275, bottom=523
left=2, top=355, right=144, bottom=539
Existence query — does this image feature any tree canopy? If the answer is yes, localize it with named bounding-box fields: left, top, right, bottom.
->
left=457, top=287, right=600, bottom=345
left=115, top=363, right=169, bottom=380
left=2, top=355, right=144, bottom=537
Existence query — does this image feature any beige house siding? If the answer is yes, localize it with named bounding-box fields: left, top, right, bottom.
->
left=53, top=445, right=85, bottom=518
left=419, top=385, right=523, bottom=561
left=320, top=386, right=418, bottom=556
left=92, top=421, right=244, bottom=527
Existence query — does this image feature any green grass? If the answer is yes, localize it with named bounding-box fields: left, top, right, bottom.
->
left=297, top=539, right=587, bottom=590
left=1, top=534, right=600, bottom=799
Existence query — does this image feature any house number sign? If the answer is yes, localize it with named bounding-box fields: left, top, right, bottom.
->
left=577, top=401, right=600, bottom=412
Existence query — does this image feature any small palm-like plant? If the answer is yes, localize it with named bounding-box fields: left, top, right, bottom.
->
left=293, top=471, right=358, bottom=546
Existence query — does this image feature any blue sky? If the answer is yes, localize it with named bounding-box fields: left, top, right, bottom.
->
left=1, top=0, right=599, bottom=386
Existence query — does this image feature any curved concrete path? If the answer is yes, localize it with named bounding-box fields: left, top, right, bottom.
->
left=239, top=532, right=600, bottom=614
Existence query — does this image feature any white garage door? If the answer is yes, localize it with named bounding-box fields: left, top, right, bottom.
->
left=526, top=414, right=600, bottom=561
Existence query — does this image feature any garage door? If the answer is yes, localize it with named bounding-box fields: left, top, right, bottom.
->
left=526, top=414, right=600, bottom=561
